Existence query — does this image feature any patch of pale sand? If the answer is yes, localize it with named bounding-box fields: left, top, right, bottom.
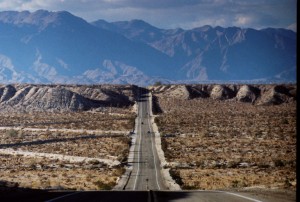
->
left=0, top=148, right=119, bottom=167
left=131, top=102, right=138, bottom=114
left=0, top=127, right=129, bottom=134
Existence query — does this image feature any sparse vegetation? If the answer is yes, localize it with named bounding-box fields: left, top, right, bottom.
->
left=6, top=129, right=18, bottom=138
left=153, top=85, right=296, bottom=191
left=0, top=154, right=118, bottom=190
left=93, top=180, right=116, bottom=190
left=0, top=111, right=135, bottom=131
left=0, top=111, right=135, bottom=190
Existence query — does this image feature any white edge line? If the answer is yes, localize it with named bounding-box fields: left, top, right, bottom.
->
left=147, top=95, right=161, bottom=190
left=221, top=191, right=263, bottom=202
left=176, top=190, right=263, bottom=202
left=133, top=101, right=142, bottom=190
left=148, top=115, right=160, bottom=190
left=45, top=191, right=81, bottom=202
left=149, top=92, right=160, bottom=189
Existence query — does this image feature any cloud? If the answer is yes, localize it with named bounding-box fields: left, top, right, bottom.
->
left=0, top=0, right=52, bottom=11
left=0, top=0, right=296, bottom=30
left=235, top=15, right=252, bottom=26
left=101, top=0, right=202, bottom=9
left=287, top=23, right=296, bottom=32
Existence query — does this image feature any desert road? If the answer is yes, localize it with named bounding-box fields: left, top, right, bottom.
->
left=42, top=88, right=264, bottom=201
left=4, top=88, right=268, bottom=202
left=122, top=88, right=166, bottom=190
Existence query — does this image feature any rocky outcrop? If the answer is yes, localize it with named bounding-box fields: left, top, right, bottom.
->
left=236, top=85, right=258, bottom=103
left=150, top=85, right=190, bottom=100
left=150, top=84, right=296, bottom=105
left=0, top=84, right=138, bottom=112
left=210, top=85, right=235, bottom=100
left=186, top=85, right=210, bottom=99
left=0, top=85, right=16, bottom=103
left=257, top=85, right=296, bottom=105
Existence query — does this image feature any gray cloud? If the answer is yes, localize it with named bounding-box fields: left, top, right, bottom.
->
left=0, top=0, right=296, bottom=31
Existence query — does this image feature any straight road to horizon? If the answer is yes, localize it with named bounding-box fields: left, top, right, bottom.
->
left=37, top=88, right=267, bottom=202
left=123, top=88, right=166, bottom=190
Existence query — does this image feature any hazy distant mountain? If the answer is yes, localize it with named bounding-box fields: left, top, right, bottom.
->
left=0, top=10, right=296, bottom=85
left=0, top=10, right=174, bottom=85
left=93, top=19, right=296, bottom=82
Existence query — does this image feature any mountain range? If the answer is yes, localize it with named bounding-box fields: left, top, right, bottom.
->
left=0, top=10, right=296, bottom=85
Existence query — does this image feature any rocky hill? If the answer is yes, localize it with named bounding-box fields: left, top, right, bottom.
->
left=0, top=84, right=139, bottom=112
left=149, top=84, right=296, bottom=106
left=0, top=84, right=295, bottom=112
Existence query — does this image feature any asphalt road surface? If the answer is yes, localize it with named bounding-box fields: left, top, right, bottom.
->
left=41, top=190, right=266, bottom=202
left=3, top=188, right=292, bottom=202
left=123, top=89, right=166, bottom=190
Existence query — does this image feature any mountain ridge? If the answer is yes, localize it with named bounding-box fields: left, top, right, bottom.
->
left=0, top=10, right=296, bottom=85
left=0, top=83, right=295, bottom=113
left=0, top=84, right=138, bottom=112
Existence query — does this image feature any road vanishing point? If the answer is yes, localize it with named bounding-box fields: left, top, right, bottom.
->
left=27, top=88, right=266, bottom=202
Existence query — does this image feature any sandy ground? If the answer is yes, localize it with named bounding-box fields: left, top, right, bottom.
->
left=0, top=127, right=129, bottom=134
left=0, top=148, right=119, bottom=167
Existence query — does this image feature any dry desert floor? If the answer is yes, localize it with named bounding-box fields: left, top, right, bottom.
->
left=155, top=98, right=296, bottom=192
left=0, top=110, right=135, bottom=190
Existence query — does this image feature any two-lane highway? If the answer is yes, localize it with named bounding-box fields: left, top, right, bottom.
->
left=40, top=88, right=270, bottom=202
left=124, top=89, right=166, bottom=190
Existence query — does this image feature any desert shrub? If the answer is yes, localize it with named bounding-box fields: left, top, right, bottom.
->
left=155, top=117, right=162, bottom=127
left=282, top=118, right=289, bottom=124
left=231, top=180, right=239, bottom=188
left=169, top=169, right=184, bottom=186
left=93, top=180, right=115, bottom=190
left=6, top=129, right=18, bottom=138
left=85, top=174, right=93, bottom=182
left=127, top=117, right=136, bottom=129
left=161, top=138, right=172, bottom=160
left=88, top=159, right=100, bottom=165
left=182, top=184, right=198, bottom=190
left=113, top=167, right=126, bottom=176
left=231, top=179, right=247, bottom=188
left=273, top=159, right=285, bottom=167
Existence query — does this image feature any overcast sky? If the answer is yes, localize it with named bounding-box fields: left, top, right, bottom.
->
left=0, top=0, right=297, bottom=31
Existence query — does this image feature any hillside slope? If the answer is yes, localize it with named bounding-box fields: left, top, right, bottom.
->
left=149, top=84, right=296, bottom=106
left=0, top=84, right=139, bottom=112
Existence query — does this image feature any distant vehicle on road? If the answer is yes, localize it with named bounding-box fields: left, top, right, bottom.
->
left=147, top=131, right=150, bottom=134
left=141, top=122, right=144, bottom=124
